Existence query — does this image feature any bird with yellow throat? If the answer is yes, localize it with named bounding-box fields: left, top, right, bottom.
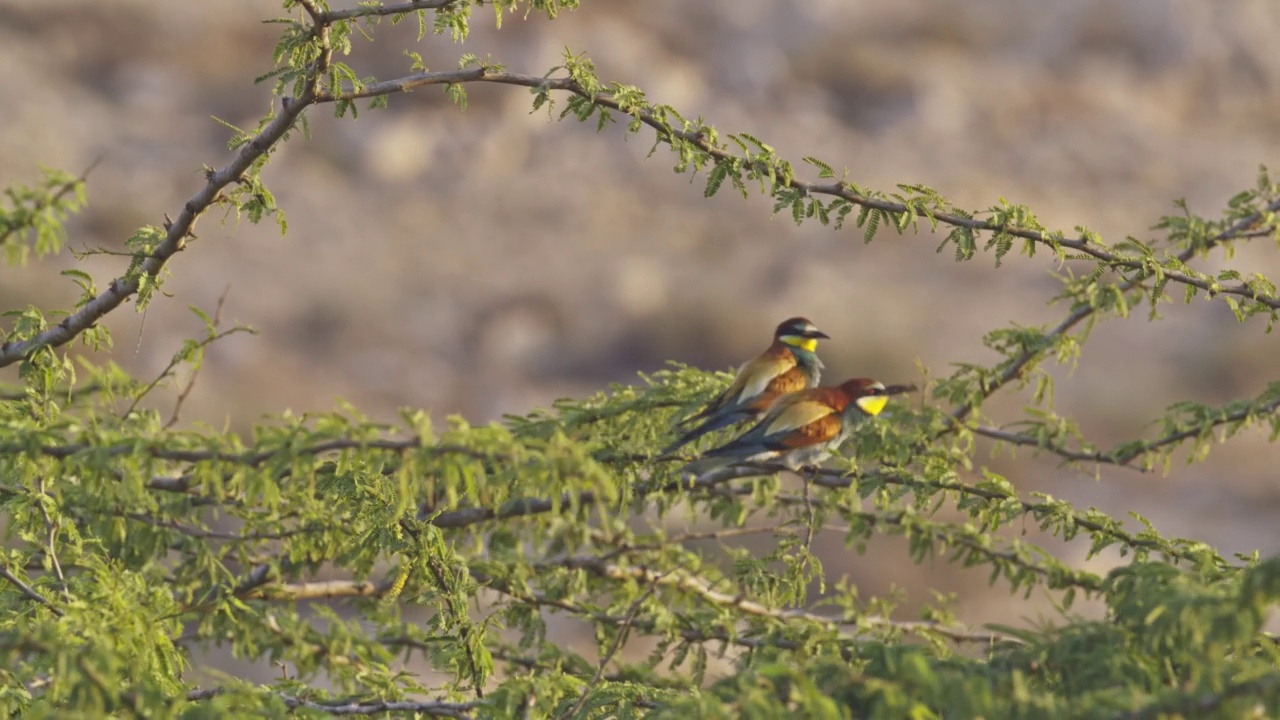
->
left=662, top=317, right=829, bottom=456
left=679, top=378, right=897, bottom=476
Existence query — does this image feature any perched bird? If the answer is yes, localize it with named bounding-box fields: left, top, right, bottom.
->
left=661, top=317, right=829, bottom=456
left=680, top=378, right=894, bottom=475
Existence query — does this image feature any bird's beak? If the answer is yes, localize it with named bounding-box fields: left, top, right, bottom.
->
left=810, top=330, right=830, bottom=340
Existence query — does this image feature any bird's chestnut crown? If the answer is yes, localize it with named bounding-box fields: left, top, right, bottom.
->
left=839, top=378, right=888, bottom=416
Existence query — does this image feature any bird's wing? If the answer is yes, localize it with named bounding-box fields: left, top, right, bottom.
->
left=768, top=411, right=842, bottom=450
left=747, top=367, right=810, bottom=413
left=729, top=350, right=797, bottom=405
left=691, top=350, right=796, bottom=420
left=756, top=397, right=840, bottom=448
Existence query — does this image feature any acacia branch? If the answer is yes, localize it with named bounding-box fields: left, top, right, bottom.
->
left=165, top=284, right=234, bottom=429
left=0, top=5, right=344, bottom=369
left=0, top=383, right=103, bottom=403
left=6, top=436, right=428, bottom=466
left=315, top=68, right=1280, bottom=312
left=278, top=695, right=477, bottom=718
left=686, top=462, right=1217, bottom=569
left=309, top=58, right=1279, bottom=433
left=318, top=0, right=459, bottom=22
left=1112, top=674, right=1280, bottom=720
left=0, top=158, right=98, bottom=247
left=478, top=560, right=1010, bottom=647
left=123, top=325, right=253, bottom=420
left=10, top=423, right=1212, bottom=571
left=215, top=522, right=1010, bottom=646
left=948, top=197, right=1280, bottom=424
left=557, top=571, right=665, bottom=720
left=971, top=425, right=1110, bottom=463
left=794, top=464, right=1194, bottom=560
left=185, top=686, right=478, bottom=718
left=242, top=578, right=392, bottom=600
left=970, top=388, right=1280, bottom=468
left=123, top=512, right=321, bottom=542
left=567, top=558, right=1021, bottom=643
left=0, top=561, right=63, bottom=616
left=0, top=81, right=313, bottom=368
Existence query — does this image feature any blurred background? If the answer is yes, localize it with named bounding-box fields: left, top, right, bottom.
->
left=1, top=0, right=1278, bottom=665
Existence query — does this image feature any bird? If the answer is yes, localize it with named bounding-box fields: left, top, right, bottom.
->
left=679, top=378, right=895, bottom=476
left=661, top=317, right=829, bottom=457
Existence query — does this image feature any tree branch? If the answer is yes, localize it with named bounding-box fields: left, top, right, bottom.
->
left=556, top=571, right=665, bottom=720
left=315, top=68, right=1280, bottom=312
left=165, top=284, right=233, bottom=429
left=0, top=561, right=63, bottom=616
left=242, top=578, right=392, bottom=600
left=318, top=0, right=460, bottom=23
left=0, top=84, right=312, bottom=368
left=276, top=695, right=477, bottom=718
left=5, top=436, right=428, bottom=466
left=969, top=387, right=1280, bottom=469
left=476, top=562, right=1011, bottom=648
left=184, top=686, right=479, bottom=718
left=948, top=197, right=1280, bottom=424
left=0, top=158, right=99, bottom=247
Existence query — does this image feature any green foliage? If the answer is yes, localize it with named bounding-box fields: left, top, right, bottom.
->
left=0, top=167, right=88, bottom=268
left=1, top=1, right=1278, bottom=718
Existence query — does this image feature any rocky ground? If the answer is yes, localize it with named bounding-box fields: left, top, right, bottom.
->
left=2, top=0, right=1278, bottom=679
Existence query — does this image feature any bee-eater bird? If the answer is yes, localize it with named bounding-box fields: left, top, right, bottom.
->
left=680, top=378, right=893, bottom=475
left=662, top=317, right=829, bottom=456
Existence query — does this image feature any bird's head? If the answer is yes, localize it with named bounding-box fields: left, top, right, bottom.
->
left=837, top=378, right=889, bottom=417
left=773, top=316, right=829, bottom=353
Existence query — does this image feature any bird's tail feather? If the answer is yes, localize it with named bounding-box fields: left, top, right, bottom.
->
left=677, top=454, right=734, bottom=477
left=659, top=412, right=746, bottom=456
left=678, top=441, right=774, bottom=477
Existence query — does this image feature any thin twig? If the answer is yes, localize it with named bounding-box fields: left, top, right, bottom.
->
left=801, top=473, right=817, bottom=573
left=0, top=156, right=100, bottom=246
left=0, top=561, right=63, bottom=616
left=557, top=571, right=667, bottom=720
left=948, top=197, right=1280, bottom=425
left=122, top=325, right=252, bottom=421
left=122, top=512, right=321, bottom=542
left=0, top=383, right=103, bottom=403
left=477, top=561, right=1013, bottom=647
left=423, top=555, right=486, bottom=699
left=968, top=388, right=1280, bottom=469
left=34, top=478, right=66, bottom=592
left=165, top=285, right=233, bottom=429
